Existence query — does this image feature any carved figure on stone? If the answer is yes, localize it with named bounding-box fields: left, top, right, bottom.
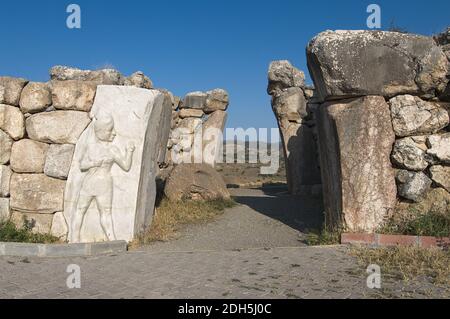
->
left=70, top=113, right=135, bottom=242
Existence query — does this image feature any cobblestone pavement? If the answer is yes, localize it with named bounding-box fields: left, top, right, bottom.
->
left=0, top=246, right=448, bottom=299
left=0, top=187, right=448, bottom=299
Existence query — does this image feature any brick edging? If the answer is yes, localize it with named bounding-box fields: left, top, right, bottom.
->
left=0, top=240, right=127, bottom=257
left=341, top=233, right=450, bottom=249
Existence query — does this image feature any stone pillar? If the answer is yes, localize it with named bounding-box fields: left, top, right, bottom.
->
left=267, top=60, right=321, bottom=195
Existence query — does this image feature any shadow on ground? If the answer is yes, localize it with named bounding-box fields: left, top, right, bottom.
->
left=230, top=184, right=324, bottom=233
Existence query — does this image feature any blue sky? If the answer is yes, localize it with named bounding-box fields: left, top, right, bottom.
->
left=0, top=0, right=449, bottom=132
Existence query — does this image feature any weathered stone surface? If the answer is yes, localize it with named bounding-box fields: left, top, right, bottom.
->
left=202, top=110, right=227, bottom=167
left=0, top=198, right=10, bottom=221
left=0, top=77, right=28, bottom=106
left=11, top=211, right=53, bottom=233
left=0, top=165, right=11, bottom=197
left=426, top=133, right=450, bottom=163
left=10, top=173, right=65, bottom=213
left=270, top=87, right=321, bottom=193
left=44, top=144, right=75, bottom=179
left=178, top=117, right=202, bottom=134
left=391, top=137, right=429, bottom=171
left=51, top=80, right=97, bottom=112
left=389, top=95, right=449, bottom=137
left=182, top=92, right=207, bottom=109
left=0, top=129, right=13, bottom=164
left=267, top=60, right=305, bottom=95
left=179, top=108, right=204, bottom=118
left=0, top=104, right=25, bottom=140
left=316, top=96, right=396, bottom=232
left=164, top=163, right=230, bottom=201
left=396, top=170, right=432, bottom=202
left=19, top=82, right=52, bottom=113
left=26, top=111, right=91, bottom=144
left=429, top=165, right=450, bottom=192
left=124, top=71, right=153, bottom=89
left=396, top=187, right=450, bottom=218
left=204, top=89, right=229, bottom=113
left=10, top=139, right=49, bottom=173
left=307, top=30, right=449, bottom=101
left=64, top=86, right=170, bottom=243
left=50, top=66, right=123, bottom=85
left=50, top=212, right=68, bottom=240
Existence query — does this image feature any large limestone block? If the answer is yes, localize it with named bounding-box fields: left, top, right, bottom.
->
left=0, top=129, right=13, bottom=164
left=10, top=139, right=49, bottom=173
left=64, top=86, right=170, bottom=243
left=182, top=91, right=207, bottom=109
left=50, top=65, right=123, bottom=85
left=396, top=170, right=432, bottom=202
left=0, top=198, right=10, bottom=221
left=123, top=71, right=153, bottom=89
left=52, top=80, right=97, bottom=112
left=204, top=89, right=229, bottom=113
left=426, top=133, right=450, bottom=164
left=179, top=108, right=204, bottom=118
left=267, top=60, right=305, bottom=95
left=307, top=30, right=449, bottom=101
left=0, top=165, right=11, bottom=197
left=316, top=96, right=396, bottom=232
left=44, top=144, right=75, bottom=179
left=0, top=104, right=25, bottom=140
left=202, top=110, right=227, bottom=166
left=26, top=111, right=91, bottom=144
left=0, top=77, right=28, bottom=106
left=19, top=82, right=52, bottom=113
left=11, top=211, right=53, bottom=233
left=429, top=165, right=450, bottom=192
left=10, top=173, right=65, bottom=213
left=389, top=95, right=449, bottom=137
left=391, top=137, right=429, bottom=171
left=164, top=163, right=230, bottom=201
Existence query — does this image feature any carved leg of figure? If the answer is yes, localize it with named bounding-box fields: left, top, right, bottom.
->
left=98, top=205, right=117, bottom=241
left=71, top=199, right=92, bottom=242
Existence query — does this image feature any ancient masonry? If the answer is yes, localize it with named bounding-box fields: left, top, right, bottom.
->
left=0, top=66, right=229, bottom=242
left=269, top=28, right=450, bottom=232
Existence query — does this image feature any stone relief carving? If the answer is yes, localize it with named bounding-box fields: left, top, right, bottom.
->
left=70, top=113, right=135, bottom=242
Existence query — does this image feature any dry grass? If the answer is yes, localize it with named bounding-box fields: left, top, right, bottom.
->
left=131, top=197, right=236, bottom=247
left=351, top=246, right=450, bottom=286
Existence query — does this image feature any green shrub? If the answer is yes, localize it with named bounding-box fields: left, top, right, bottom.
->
left=0, top=220, right=59, bottom=244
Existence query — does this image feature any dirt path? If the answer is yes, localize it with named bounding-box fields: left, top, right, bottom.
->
left=143, top=186, right=324, bottom=252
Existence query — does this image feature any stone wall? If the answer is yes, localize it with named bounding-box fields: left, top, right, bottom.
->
left=0, top=66, right=168, bottom=240
left=306, top=29, right=450, bottom=232
left=267, top=61, right=321, bottom=196
left=166, top=89, right=229, bottom=167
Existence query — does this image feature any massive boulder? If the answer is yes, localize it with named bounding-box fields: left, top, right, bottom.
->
left=50, top=65, right=123, bottom=85
left=204, top=89, right=229, bottom=113
left=267, top=60, right=305, bottom=95
left=44, top=144, right=75, bottom=179
left=182, top=91, right=207, bottom=109
left=315, top=96, right=397, bottom=232
left=123, top=71, right=153, bottom=89
left=19, top=82, right=52, bottom=114
left=10, top=173, right=65, bottom=213
left=426, top=133, right=450, bottom=163
left=0, top=77, right=28, bottom=106
left=389, top=95, right=449, bottom=137
left=0, top=104, right=25, bottom=140
left=202, top=110, right=227, bottom=166
left=0, top=165, right=11, bottom=197
left=307, top=30, right=449, bottom=101
left=51, top=80, right=97, bottom=112
left=429, top=165, right=450, bottom=192
left=164, top=163, right=230, bottom=201
left=26, top=111, right=91, bottom=144
left=396, top=170, right=432, bottom=202
left=391, top=137, right=429, bottom=171
left=10, top=139, right=49, bottom=173
left=0, top=129, right=13, bottom=165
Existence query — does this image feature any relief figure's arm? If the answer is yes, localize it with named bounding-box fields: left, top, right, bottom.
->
left=79, top=153, right=101, bottom=171
left=112, top=143, right=135, bottom=172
